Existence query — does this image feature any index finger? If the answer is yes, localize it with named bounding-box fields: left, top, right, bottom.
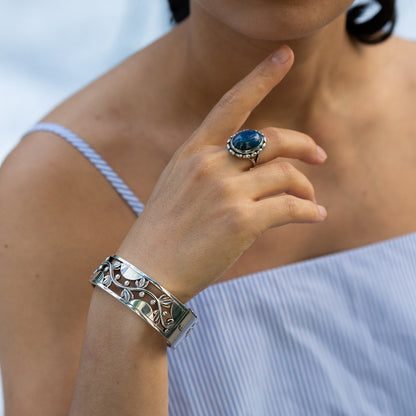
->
left=198, top=46, right=294, bottom=142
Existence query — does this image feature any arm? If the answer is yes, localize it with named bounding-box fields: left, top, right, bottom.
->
left=70, top=45, right=327, bottom=415
left=0, top=46, right=326, bottom=415
left=69, top=288, right=169, bottom=416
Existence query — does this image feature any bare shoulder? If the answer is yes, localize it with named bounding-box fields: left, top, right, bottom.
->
left=371, top=36, right=416, bottom=138
left=386, top=36, right=416, bottom=90
left=0, top=128, right=135, bottom=414
left=391, top=36, right=416, bottom=65
left=36, top=26, right=187, bottom=206
left=391, top=37, right=416, bottom=142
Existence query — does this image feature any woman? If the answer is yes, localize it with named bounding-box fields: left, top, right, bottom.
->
left=1, top=0, right=415, bottom=414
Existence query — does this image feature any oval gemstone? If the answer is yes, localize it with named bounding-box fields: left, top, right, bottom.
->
left=231, top=130, right=263, bottom=153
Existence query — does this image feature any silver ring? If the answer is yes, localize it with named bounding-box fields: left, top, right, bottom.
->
left=227, top=129, right=266, bottom=167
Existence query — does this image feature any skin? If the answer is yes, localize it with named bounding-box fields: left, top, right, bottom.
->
left=0, top=0, right=415, bottom=414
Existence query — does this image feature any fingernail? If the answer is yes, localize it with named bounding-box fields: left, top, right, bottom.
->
left=316, top=146, right=327, bottom=161
left=318, top=205, right=327, bottom=219
left=272, top=47, right=291, bottom=64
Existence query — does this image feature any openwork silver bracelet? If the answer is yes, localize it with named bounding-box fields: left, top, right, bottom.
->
left=90, top=255, right=197, bottom=348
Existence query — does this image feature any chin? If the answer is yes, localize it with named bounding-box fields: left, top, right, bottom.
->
left=193, top=0, right=354, bottom=41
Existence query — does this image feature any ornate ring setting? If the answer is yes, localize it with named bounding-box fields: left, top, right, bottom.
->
left=227, top=129, right=266, bottom=167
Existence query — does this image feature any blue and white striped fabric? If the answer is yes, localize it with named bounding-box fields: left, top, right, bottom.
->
left=28, top=123, right=416, bottom=415
left=26, top=122, right=144, bottom=216
left=168, top=233, right=416, bottom=415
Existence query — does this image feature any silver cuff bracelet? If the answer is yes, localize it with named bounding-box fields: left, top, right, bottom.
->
left=90, top=255, right=197, bottom=348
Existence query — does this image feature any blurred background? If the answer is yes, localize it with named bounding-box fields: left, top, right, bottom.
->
left=0, top=0, right=415, bottom=413
left=0, top=0, right=172, bottom=165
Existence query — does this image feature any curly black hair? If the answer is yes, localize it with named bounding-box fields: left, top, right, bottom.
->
left=167, top=0, right=396, bottom=44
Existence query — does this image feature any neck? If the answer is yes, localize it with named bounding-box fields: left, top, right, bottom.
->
left=175, top=2, right=361, bottom=131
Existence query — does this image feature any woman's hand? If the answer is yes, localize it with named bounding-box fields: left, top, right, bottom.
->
left=117, top=46, right=327, bottom=302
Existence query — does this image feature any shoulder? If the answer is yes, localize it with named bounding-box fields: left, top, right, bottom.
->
left=0, top=26, right=178, bottom=260
left=0, top=125, right=135, bottom=332
left=389, top=38, right=416, bottom=136
left=34, top=31, right=179, bottom=205
left=389, top=36, right=416, bottom=66
left=0, top=125, right=134, bottom=412
left=0, top=116, right=137, bottom=298
left=383, top=37, right=416, bottom=92
left=0, top=127, right=136, bottom=237
left=365, top=37, right=416, bottom=136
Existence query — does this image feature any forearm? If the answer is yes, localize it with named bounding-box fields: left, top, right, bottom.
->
left=69, top=287, right=168, bottom=416
left=68, top=47, right=325, bottom=415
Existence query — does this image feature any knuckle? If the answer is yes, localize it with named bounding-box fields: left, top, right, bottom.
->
left=300, top=132, right=315, bottom=145
left=278, top=161, right=296, bottom=178
left=252, top=66, right=278, bottom=96
left=255, top=62, right=275, bottom=83
left=252, top=79, right=270, bottom=96
left=283, top=195, right=300, bottom=219
left=178, top=141, right=200, bottom=160
left=214, top=177, right=237, bottom=200
left=218, top=89, right=241, bottom=109
left=224, top=203, right=259, bottom=243
left=299, top=177, right=315, bottom=199
left=227, top=203, right=252, bottom=229
left=281, top=196, right=321, bottom=222
left=188, top=152, right=217, bottom=181
left=263, top=127, right=283, bottom=145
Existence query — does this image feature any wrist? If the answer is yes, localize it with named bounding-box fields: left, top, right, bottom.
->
left=115, top=246, right=195, bottom=303
left=91, top=254, right=198, bottom=348
left=90, top=286, right=167, bottom=351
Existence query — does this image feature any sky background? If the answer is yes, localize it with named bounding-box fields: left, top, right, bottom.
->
left=0, top=1, right=415, bottom=413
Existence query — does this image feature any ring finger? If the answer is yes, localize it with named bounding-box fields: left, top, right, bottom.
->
left=225, top=127, right=327, bottom=169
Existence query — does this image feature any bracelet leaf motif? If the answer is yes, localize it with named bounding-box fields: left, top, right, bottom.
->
left=90, top=255, right=198, bottom=348
left=94, top=259, right=176, bottom=332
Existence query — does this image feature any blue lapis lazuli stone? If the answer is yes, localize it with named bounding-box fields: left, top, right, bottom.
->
left=231, top=130, right=263, bottom=152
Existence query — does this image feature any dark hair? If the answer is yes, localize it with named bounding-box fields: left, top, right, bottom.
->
left=168, top=0, right=190, bottom=24
left=347, top=0, right=396, bottom=44
left=167, top=0, right=396, bottom=44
